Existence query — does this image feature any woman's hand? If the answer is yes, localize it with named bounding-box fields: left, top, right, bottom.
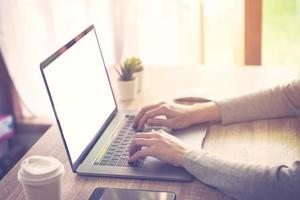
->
left=133, top=102, right=194, bottom=130
left=133, top=101, right=221, bottom=130
left=128, top=130, right=191, bottom=167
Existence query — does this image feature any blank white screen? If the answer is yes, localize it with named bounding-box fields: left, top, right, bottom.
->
left=44, top=30, right=116, bottom=164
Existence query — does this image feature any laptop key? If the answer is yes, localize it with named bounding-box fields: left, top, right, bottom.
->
left=108, top=159, right=118, bottom=166
left=111, top=155, right=120, bottom=160
left=116, top=158, right=127, bottom=166
left=107, top=149, right=114, bottom=153
left=121, top=156, right=128, bottom=160
left=99, top=159, right=109, bottom=166
left=115, top=150, right=122, bottom=154
left=110, top=144, right=118, bottom=148
left=114, top=153, right=121, bottom=157
left=109, top=148, right=117, bottom=152
left=103, top=155, right=111, bottom=159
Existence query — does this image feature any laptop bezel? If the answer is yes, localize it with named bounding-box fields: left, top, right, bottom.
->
left=40, top=25, right=119, bottom=172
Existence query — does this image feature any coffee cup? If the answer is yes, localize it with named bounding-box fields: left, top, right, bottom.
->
left=18, top=156, right=65, bottom=200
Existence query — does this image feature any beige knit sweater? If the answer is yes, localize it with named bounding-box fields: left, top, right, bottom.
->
left=183, top=78, right=300, bottom=200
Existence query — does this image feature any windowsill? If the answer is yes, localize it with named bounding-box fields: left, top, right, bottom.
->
left=15, top=117, right=52, bottom=135
left=17, top=117, right=52, bottom=125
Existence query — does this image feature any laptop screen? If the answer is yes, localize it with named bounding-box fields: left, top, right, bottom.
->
left=41, top=26, right=116, bottom=166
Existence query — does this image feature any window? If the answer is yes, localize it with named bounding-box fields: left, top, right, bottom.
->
left=263, top=0, right=300, bottom=67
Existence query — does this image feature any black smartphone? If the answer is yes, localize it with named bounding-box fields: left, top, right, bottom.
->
left=88, top=187, right=176, bottom=200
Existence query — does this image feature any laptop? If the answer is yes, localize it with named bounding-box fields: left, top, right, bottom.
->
left=40, top=25, right=207, bottom=182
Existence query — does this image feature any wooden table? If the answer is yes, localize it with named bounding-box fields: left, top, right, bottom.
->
left=1, top=66, right=299, bottom=200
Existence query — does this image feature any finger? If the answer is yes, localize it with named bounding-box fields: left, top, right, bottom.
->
left=147, top=118, right=173, bottom=128
left=137, top=106, right=168, bottom=130
left=130, top=145, right=142, bottom=158
left=133, top=102, right=164, bottom=128
left=129, top=138, right=152, bottom=156
left=130, top=135, right=150, bottom=156
left=133, top=132, right=157, bottom=139
left=128, top=148, right=152, bottom=163
left=133, top=103, right=163, bottom=127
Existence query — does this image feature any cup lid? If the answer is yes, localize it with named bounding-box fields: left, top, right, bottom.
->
left=18, top=156, right=64, bottom=184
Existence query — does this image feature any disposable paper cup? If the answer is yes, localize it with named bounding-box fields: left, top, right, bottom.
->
left=18, top=156, right=65, bottom=200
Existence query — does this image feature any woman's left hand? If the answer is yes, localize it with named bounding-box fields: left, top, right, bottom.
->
left=128, top=130, right=191, bottom=167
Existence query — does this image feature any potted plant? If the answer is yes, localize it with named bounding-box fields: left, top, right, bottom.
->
left=115, top=63, right=137, bottom=101
left=123, top=57, right=144, bottom=92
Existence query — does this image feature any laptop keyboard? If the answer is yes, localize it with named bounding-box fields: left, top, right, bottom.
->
left=94, top=115, right=172, bottom=168
left=94, top=115, right=144, bottom=167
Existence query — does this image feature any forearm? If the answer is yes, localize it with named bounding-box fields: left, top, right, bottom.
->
left=187, top=79, right=300, bottom=125
left=215, top=79, right=300, bottom=124
left=183, top=150, right=300, bottom=200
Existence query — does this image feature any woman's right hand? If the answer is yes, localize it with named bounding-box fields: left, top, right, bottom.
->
left=133, top=101, right=221, bottom=130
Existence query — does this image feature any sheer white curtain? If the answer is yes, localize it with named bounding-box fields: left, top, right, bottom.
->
left=0, top=0, right=201, bottom=119
left=111, top=0, right=201, bottom=65
left=203, top=0, right=244, bottom=65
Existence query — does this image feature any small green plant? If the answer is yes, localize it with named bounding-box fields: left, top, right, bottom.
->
left=116, top=57, right=144, bottom=81
left=123, top=57, right=143, bottom=72
left=115, top=64, right=134, bottom=81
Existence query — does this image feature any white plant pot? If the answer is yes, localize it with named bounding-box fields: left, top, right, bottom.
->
left=134, top=71, right=143, bottom=92
left=117, top=78, right=137, bottom=101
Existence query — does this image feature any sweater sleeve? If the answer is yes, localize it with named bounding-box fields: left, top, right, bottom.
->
left=184, top=150, right=300, bottom=200
left=215, top=79, right=300, bottom=124
left=183, top=79, right=300, bottom=199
